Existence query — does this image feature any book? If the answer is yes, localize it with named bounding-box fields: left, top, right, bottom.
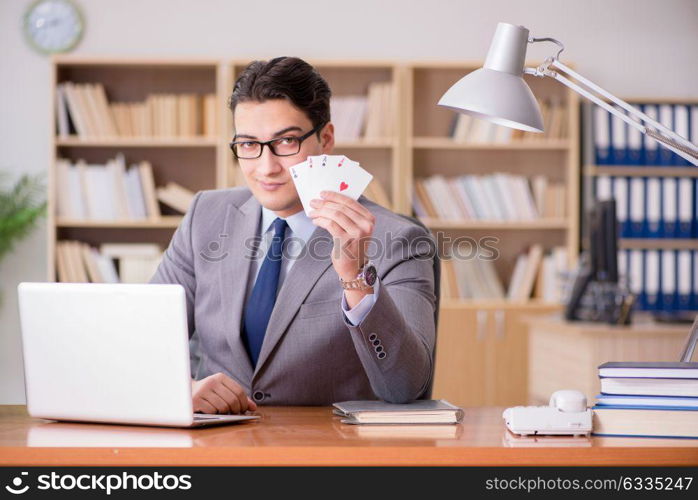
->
left=595, top=394, right=698, bottom=409
left=332, top=399, right=464, bottom=425
left=599, top=362, right=698, bottom=379
left=592, top=406, right=698, bottom=438
left=156, top=182, right=196, bottom=214
left=600, top=377, right=698, bottom=398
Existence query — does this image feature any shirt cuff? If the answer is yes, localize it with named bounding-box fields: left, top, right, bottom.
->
left=341, top=278, right=380, bottom=326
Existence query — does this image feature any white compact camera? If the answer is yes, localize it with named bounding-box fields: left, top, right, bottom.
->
left=503, top=390, right=593, bottom=436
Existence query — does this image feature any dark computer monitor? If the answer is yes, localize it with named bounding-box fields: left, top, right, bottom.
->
left=565, top=199, right=619, bottom=320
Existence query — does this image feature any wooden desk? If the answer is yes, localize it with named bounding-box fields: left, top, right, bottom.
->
left=524, top=314, right=690, bottom=405
left=1, top=406, right=696, bottom=466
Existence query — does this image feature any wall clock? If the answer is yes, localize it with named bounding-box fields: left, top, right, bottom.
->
left=24, top=0, right=84, bottom=54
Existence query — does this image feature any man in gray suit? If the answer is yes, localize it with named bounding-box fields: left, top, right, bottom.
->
left=151, top=57, right=436, bottom=414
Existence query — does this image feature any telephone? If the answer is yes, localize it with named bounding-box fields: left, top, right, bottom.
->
left=502, top=390, right=593, bottom=436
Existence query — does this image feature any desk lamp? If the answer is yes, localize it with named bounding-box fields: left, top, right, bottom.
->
left=438, top=22, right=698, bottom=166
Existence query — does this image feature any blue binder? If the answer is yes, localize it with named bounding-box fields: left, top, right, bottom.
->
left=642, top=104, right=660, bottom=166
left=594, top=105, right=611, bottom=165
left=661, top=177, right=677, bottom=238
left=677, top=178, right=693, bottom=238
left=660, top=250, right=677, bottom=313
left=677, top=250, right=692, bottom=311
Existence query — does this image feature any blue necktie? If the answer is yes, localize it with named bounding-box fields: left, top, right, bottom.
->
left=242, top=217, right=288, bottom=367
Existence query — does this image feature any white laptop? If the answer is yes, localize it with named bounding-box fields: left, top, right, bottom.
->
left=17, top=282, right=259, bottom=428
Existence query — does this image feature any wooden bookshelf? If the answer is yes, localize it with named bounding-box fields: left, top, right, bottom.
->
left=55, top=137, right=219, bottom=147
left=619, top=239, right=698, bottom=250
left=413, top=137, right=571, bottom=150
left=405, top=62, right=580, bottom=407
left=421, top=218, right=569, bottom=230
left=56, top=217, right=183, bottom=229
left=48, top=57, right=229, bottom=280
left=585, top=165, right=698, bottom=178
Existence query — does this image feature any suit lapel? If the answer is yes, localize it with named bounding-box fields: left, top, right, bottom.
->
left=253, top=227, right=334, bottom=377
left=218, top=194, right=261, bottom=383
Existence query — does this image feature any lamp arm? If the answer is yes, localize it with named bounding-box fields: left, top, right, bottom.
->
left=524, top=58, right=698, bottom=166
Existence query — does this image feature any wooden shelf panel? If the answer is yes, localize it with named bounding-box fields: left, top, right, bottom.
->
left=620, top=239, right=698, bottom=250
left=413, top=138, right=571, bottom=150
left=56, top=217, right=183, bottom=229
left=56, top=137, right=219, bottom=147
left=585, top=166, right=698, bottom=177
left=421, top=218, right=569, bottom=230
left=439, top=299, right=562, bottom=311
left=334, top=139, right=395, bottom=149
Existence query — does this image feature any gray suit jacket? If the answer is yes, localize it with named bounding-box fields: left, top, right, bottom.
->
left=150, top=187, right=436, bottom=405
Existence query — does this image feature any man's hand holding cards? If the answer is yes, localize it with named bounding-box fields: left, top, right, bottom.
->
left=289, top=154, right=373, bottom=215
left=290, top=154, right=377, bottom=305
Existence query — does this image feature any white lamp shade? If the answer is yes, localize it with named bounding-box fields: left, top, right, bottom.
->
left=438, top=67, right=544, bottom=133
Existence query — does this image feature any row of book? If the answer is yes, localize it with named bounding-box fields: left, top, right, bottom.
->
left=330, top=82, right=395, bottom=140
left=440, top=245, right=568, bottom=302
left=449, top=97, right=568, bottom=143
left=413, top=174, right=566, bottom=221
left=619, top=248, right=698, bottom=312
left=56, top=241, right=163, bottom=284
left=595, top=175, right=695, bottom=238
left=592, top=103, right=697, bottom=166
left=56, top=82, right=219, bottom=138
left=56, top=155, right=195, bottom=221
left=592, top=362, right=698, bottom=439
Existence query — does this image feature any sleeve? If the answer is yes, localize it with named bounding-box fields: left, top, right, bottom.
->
left=343, top=223, right=437, bottom=404
left=149, top=191, right=203, bottom=338
left=341, top=279, right=380, bottom=326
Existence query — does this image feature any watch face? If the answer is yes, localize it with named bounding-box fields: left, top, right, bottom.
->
left=363, top=264, right=377, bottom=286
left=24, top=0, right=84, bottom=54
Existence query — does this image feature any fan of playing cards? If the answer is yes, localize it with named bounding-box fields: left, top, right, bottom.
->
left=290, top=155, right=373, bottom=215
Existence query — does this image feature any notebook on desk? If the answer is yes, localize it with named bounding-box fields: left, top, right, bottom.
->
left=333, top=399, right=464, bottom=425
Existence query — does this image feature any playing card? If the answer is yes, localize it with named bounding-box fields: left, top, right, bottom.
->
left=289, top=155, right=373, bottom=215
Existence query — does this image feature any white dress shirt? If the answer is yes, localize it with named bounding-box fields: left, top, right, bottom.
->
left=244, top=206, right=379, bottom=326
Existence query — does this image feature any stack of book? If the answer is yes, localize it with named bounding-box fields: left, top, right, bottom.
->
left=440, top=245, right=568, bottom=302
left=56, top=82, right=218, bottom=138
left=450, top=97, right=567, bottom=143
left=412, top=174, right=566, bottom=221
left=329, top=81, right=394, bottom=141
left=592, top=361, right=698, bottom=438
left=56, top=154, right=195, bottom=221
left=330, top=95, right=368, bottom=141
left=363, top=82, right=394, bottom=139
left=56, top=242, right=163, bottom=284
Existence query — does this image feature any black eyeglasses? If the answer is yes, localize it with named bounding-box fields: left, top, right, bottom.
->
left=229, top=122, right=325, bottom=160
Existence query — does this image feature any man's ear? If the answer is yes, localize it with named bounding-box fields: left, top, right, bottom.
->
left=320, top=122, right=335, bottom=153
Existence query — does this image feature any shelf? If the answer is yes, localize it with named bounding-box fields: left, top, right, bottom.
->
left=56, top=216, right=183, bottom=228
left=56, top=137, right=219, bottom=148
left=439, top=299, right=562, bottom=310
left=585, top=166, right=698, bottom=177
left=620, top=239, right=698, bottom=250
left=334, top=139, right=395, bottom=148
left=420, top=218, right=569, bottom=230
left=412, top=138, right=570, bottom=150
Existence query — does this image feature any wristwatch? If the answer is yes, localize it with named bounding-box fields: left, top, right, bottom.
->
left=340, top=261, right=377, bottom=291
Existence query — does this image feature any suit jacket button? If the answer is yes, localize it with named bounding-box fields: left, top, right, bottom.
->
left=377, top=351, right=387, bottom=359
left=368, top=333, right=377, bottom=341
left=253, top=391, right=265, bottom=402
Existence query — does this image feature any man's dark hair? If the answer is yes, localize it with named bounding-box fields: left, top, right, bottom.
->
left=228, top=56, right=331, bottom=132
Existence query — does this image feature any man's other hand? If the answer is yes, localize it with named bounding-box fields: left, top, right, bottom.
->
left=191, top=373, right=258, bottom=414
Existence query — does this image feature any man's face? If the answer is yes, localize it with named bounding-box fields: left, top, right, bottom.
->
left=233, top=99, right=334, bottom=217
